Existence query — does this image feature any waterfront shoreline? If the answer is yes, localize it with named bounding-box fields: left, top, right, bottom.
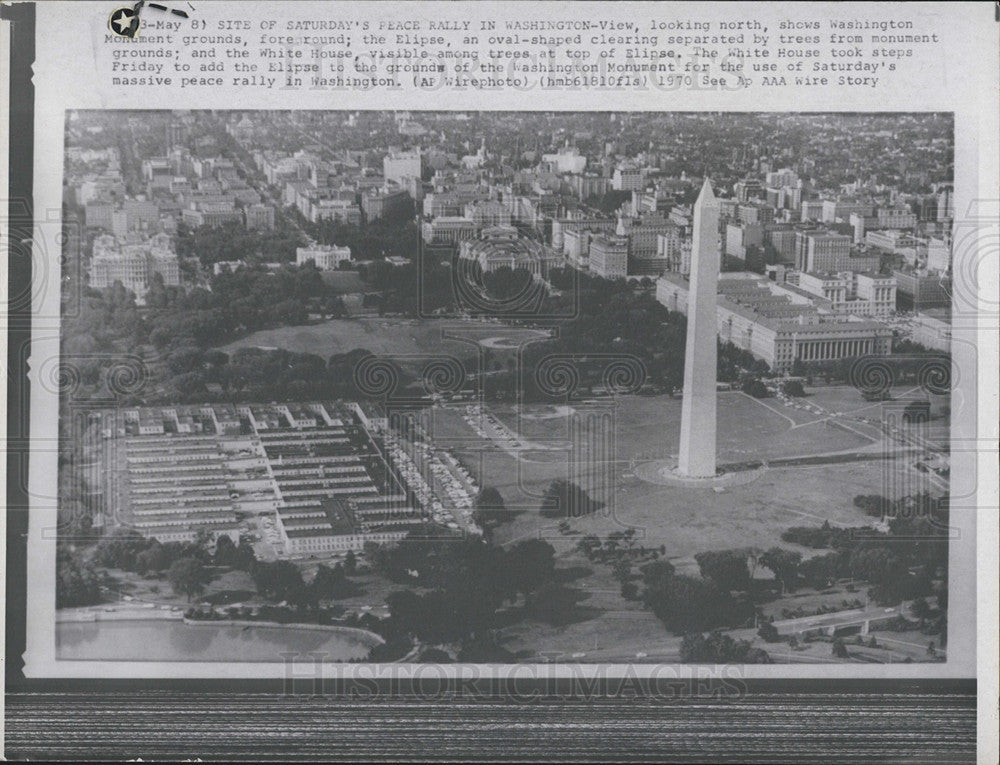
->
left=57, top=607, right=385, bottom=646
left=181, top=616, right=385, bottom=645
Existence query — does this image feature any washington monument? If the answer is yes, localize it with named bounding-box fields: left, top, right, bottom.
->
left=678, top=178, right=720, bottom=477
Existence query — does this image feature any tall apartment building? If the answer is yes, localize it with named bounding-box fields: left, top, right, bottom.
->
left=464, top=200, right=512, bottom=228
left=726, top=222, right=764, bottom=261
left=551, top=216, right=617, bottom=251
left=612, top=166, right=643, bottom=192
left=737, top=203, right=774, bottom=225
left=588, top=235, right=629, bottom=279
left=542, top=146, right=587, bottom=174
left=795, top=231, right=852, bottom=272
left=766, top=228, right=798, bottom=264
left=383, top=149, right=422, bottom=186
left=85, top=201, right=114, bottom=230
left=361, top=187, right=409, bottom=221
left=765, top=168, right=799, bottom=188
left=734, top=178, right=764, bottom=202
left=821, top=199, right=874, bottom=223
left=244, top=203, right=275, bottom=230
left=309, top=197, right=363, bottom=225
left=800, top=200, right=825, bottom=222
left=181, top=203, right=243, bottom=228
left=571, top=174, right=611, bottom=199
left=854, top=273, right=898, bottom=317
left=865, top=229, right=919, bottom=253
left=876, top=207, right=918, bottom=230
left=616, top=215, right=676, bottom=258
left=893, top=268, right=952, bottom=309
left=656, top=227, right=688, bottom=275
left=926, top=237, right=951, bottom=273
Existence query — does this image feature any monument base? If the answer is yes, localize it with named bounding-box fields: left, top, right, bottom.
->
left=634, top=458, right=766, bottom=488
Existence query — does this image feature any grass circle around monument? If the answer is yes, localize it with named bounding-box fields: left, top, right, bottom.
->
left=633, top=458, right=768, bottom=488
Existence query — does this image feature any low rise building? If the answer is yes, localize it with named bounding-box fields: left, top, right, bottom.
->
left=296, top=244, right=353, bottom=270
left=89, top=232, right=180, bottom=297
left=422, top=216, right=477, bottom=245
left=656, top=271, right=893, bottom=373
left=244, top=203, right=275, bottom=230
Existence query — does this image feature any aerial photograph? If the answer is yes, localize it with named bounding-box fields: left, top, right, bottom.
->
left=54, top=110, right=953, bottom=665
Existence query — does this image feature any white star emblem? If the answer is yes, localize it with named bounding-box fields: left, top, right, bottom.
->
left=112, top=9, right=135, bottom=34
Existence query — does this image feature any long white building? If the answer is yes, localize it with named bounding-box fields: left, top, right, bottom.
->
left=89, top=233, right=180, bottom=297
left=656, top=271, right=893, bottom=373
left=296, top=244, right=352, bottom=270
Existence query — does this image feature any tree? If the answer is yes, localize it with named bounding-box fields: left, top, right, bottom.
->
left=524, top=582, right=579, bottom=625
left=680, top=631, right=771, bottom=663
left=741, top=378, right=770, bottom=398
left=193, top=528, right=214, bottom=551
left=575, top=534, right=602, bottom=560
left=759, top=547, right=802, bottom=593
left=167, top=557, right=210, bottom=602
left=136, top=543, right=172, bottom=575
left=757, top=621, right=780, bottom=642
left=456, top=638, right=517, bottom=663
left=611, top=558, right=633, bottom=585
left=910, top=597, right=932, bottom=621
left=233, top=536, right=257, bottom=570
left=831, top=637, right=849, bottom=658
left=508, top=539, right=556, bottom=597
left=799, top=552, right=844, bottom=590
left=472, top=486, right=509, bottom=534
left=385, top=589, right=426, bottom=638
left=694, top=549, right=751, bottom=592
left=781, top=380, right=806, bottom=397
left=642, top=566, right=746, bottom=635
left=640, top=559, right=676, bottom=615
left=213, top=535, right=237, bottom=566
left=848, top=546, right=901, bottom=586
left=539, top=480, right=599, bottom=519
left=853, top=494, right=891, bottom=518
left=311, top=563, right=351, bottom=601
left=621, top=581, right=640, bottom=600
left=56, top=547, right=104, bottom=608
left=344, top=549, right=357, bottom=575
left=94, top=528, right=154, bottom=572
left=252, top=560, right=305, bottom=602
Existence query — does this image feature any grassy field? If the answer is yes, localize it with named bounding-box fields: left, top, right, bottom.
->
left=220, top=317, right=461, bottom=357
left=407, top=386, right=950, bottom=661
left=219, top=316, right=549, bottom=361
left=425, top=389, right=934, bottom=573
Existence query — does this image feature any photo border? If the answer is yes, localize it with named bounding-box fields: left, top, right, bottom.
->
left=4, top=1, right=993, bottom=761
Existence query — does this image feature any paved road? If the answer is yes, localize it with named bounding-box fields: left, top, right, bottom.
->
left=772, top=604, right=901, bottom=633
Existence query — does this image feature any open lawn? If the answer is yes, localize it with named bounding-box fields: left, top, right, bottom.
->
left=410, top=389, right=951, bottom=661
left=219, top=317, right=464, bottom=357
left=423, top=391, right=934, bottom=574
left=218, top=317, right=550, bottom=362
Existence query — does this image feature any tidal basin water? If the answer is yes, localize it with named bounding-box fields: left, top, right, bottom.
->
left=56, top=619, right=379, bottom=662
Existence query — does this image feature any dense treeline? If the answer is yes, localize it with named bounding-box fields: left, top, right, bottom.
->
left=363, top=535, right=559, bottom=643
left=302, top=195, right=418, bottom=261
left=779, top=492, right=949, bottom=613
left=175, top=219, right=306, bottom=268
left=61, top=261, right=354, bottom=404
left=57, top=526, right=363, bottom=611
left=57, top=546, right=105, bottom=608
left=474, top=271, right=770, bottom=402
